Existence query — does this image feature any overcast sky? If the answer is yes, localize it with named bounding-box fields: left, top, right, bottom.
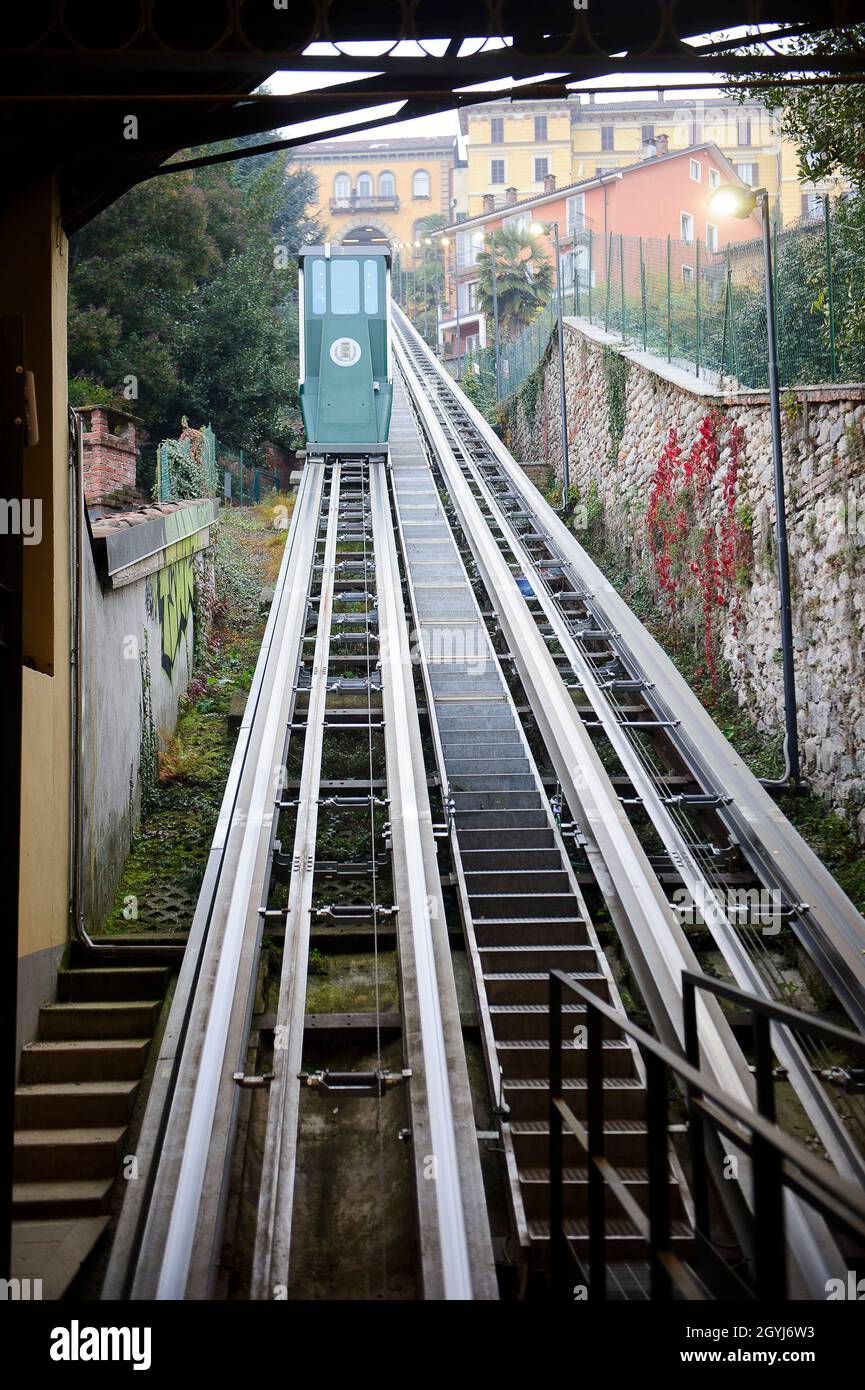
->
left=263, top=28, right=783, bottom=149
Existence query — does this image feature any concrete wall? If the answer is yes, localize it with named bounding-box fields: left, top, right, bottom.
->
left=503, top=316, right=865, bottom=830
left=81, top=539, right=195, bottom=932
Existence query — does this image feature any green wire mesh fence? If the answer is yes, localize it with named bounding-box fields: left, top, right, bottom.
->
left=486, top=198, right=861, bottom=398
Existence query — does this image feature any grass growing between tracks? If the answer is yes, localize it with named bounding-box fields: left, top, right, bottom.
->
left=100, top=493, right=294, bottom=935
left=562, top=495, right=865, bottom=916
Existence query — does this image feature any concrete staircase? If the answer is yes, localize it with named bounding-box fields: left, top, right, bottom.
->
left=12, top=963, right=169, bottom=1299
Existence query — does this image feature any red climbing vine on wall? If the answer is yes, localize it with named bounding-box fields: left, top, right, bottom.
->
left=645, top=411, right=748, bottom=676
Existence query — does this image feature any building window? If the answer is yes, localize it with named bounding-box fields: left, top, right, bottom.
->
left=708, top=167, right=720, bottom=190
left=490, top=158, right=506, bottom=184
left=505, top=210, right=530, bottom=233
left=736, top=162, right=759, bottom=186
left=681, top=264, right=694, bottom=285
left=689, top=159, right=702, bottom=182
left=601, top=125, right=614, bottom=152
left=737, top=115, right=752, bottom=146
left=456, top=231, right=483, bottom=269
left=333, top=172, right=351, bottom=200
left=641, top=123, right=654, bottom=144
left=706, top=222, right=719, bottom=252
left=566, top=193, right=585, bottom=233
left=356, top=172, right=373, bottom=197
left=680, top=211, right=694, bottom=243
left=412, top=169, right=431, bottom=198
left=801, top=192, right=824, bottom=219
left=490, top=116, right=504, bottom=144
left=534, top=157, right=549, bottom=183
left=534, top=115, right=548, bottom=142
left=378, top=170, right=395, bottom=197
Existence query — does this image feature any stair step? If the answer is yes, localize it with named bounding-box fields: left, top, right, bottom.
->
left=474, top=916, right=588, bottom=947
left=15, top=1080, right=139, bottom=1128
left=38, top=1000, right=161, bottom=1041
left=441, top=742, right=525, bottom=760
left=484, top=970, right=610, bottom=1007
left=518, top=1166, right=684, bottom=1220
left=458, top=828, right=556, bottom=850
left=510, top=1119, right=649, bottom=1166
left=527, top=1217, right=693, bottom=1258
left=20, top=1038, right=151, bottom=1083
left=490, top=1002, right=620, bottom=1039
left=462, top=851, right=565, bottom=874
left=58, top=966, right=170, bottom=1002
left=450, top=774, right=537, bottom=791
left=472, top=893, right=582, bottom=919
left=452, top=794, right=542, bottom=813
left=11, top=1216, right=111, bottom=1299
left=466, top=869, right=571, bottom=896
left=12, top=1179, right=114, bottom=1220
left=479, top=943, right=597, bottom=973
left=496, top=1037, right=635, bottom=1079
left=14, top=1127, right=126, bottom=1181
left=503, top=1076, right=646, bottom=1122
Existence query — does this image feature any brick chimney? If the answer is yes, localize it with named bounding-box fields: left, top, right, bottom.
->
left=82, top=406, right=138, bottom=507
left=655, top=133, right=669, bottom=156
left=543, top=173, right=556, bottom=194
left=505, top=186, right=518, bottom=206
left=641, top=139, right=658, bottom=160
left=482, top=193, right=495, bottom=213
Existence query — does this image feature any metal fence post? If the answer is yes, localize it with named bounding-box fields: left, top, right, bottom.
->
left=824, top=193, right=837, bottom=381
left=645, top=1049, right=673, bottom=1300
left=588, top=230, right=593, bottom=324
left=587, top=998, right=606, bottom=1299
left=666, top=234, right=672, bottom=362
left=239, top=448, right=244, bottom=507
left=640, top=235, right=647, bottom=351
left=604, top=232, right=613, bottom=332
left=695, top=237, right=701, bottom=378
left=619, top=232, right=625, bottom=340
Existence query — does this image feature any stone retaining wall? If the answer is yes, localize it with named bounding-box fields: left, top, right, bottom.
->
left=503, top=318, right=865, bottom=830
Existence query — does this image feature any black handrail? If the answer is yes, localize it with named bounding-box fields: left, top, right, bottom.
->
left=548, top=969, right=865, bottom=1301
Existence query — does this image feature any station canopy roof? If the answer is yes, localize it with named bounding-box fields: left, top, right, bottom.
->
left=0, top=3, right=862, bottom=231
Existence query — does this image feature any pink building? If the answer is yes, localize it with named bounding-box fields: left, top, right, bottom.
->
left=438, top=141, right=763, bottom=358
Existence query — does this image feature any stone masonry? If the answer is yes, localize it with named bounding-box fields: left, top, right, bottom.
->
left=504, top=317, right=865, bottom=830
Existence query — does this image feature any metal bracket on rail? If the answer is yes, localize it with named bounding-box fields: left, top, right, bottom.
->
left=300, top=1068, right=411, bottom=1096
left=233, top=1072, right=273, bottom=1090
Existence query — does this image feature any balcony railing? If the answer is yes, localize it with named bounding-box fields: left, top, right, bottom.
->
left=329, top=193, right=400, bottom=213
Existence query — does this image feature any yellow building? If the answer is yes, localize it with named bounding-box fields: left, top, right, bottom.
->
left=461, top=96, right=841, bottom=226
left=292, top=134, right=459, bottom=247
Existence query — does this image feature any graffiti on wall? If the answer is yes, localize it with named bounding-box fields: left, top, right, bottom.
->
left=151, top=516, right=197, bottom=676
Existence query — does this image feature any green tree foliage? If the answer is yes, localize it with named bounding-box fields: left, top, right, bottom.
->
left=475, top=226, right=553, bottom=340
left=728, top=27, right=865, bottom=187
left=726, top=27, right=865, bottom=381
left=68, top=143, right=322, bottom=475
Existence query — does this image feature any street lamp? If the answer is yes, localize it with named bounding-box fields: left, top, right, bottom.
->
left=708, top=182, right=801, bottom=786
left=531, top=220, right=570, bottom=510
left=423, top=237, right=432, bottom=343
left=489, top=229, right=502, bottom=401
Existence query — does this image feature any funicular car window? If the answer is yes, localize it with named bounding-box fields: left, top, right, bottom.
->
left=331, top=259, right=360, bottom=314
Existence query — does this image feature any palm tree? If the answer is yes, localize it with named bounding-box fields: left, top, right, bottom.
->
left=476, top=225, right=553, bottom=340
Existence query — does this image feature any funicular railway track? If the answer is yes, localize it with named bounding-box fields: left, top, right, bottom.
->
left=103, top=271, right=865, bottom=1303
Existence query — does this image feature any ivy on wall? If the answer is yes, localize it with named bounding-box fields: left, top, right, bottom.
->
left=602, top=346, right=628, bottom=464
left=645, top=412, right=750, bottom=676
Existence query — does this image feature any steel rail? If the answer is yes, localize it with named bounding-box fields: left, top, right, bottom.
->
left=403, top=310, right=865, bottom=1037
left=392, top=309, right=850, bottom=1297
left=104, top=464, right=326, bottom=1300
left=422, top=374, right=865, bottom=1188
left=369, top=454, right=497, bottom=1299
left=251, top=463, right=341, bottom=1299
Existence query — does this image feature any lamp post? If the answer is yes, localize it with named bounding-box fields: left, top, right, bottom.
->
left=532, top=219, right=570, bottom=509
left=490, top=228, right=502, bottom=400
left=423, top=237, right=432, bottom=344
left=441, top=235, right=461, bottom=380
left=709, top=183, right=801, bottom=787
